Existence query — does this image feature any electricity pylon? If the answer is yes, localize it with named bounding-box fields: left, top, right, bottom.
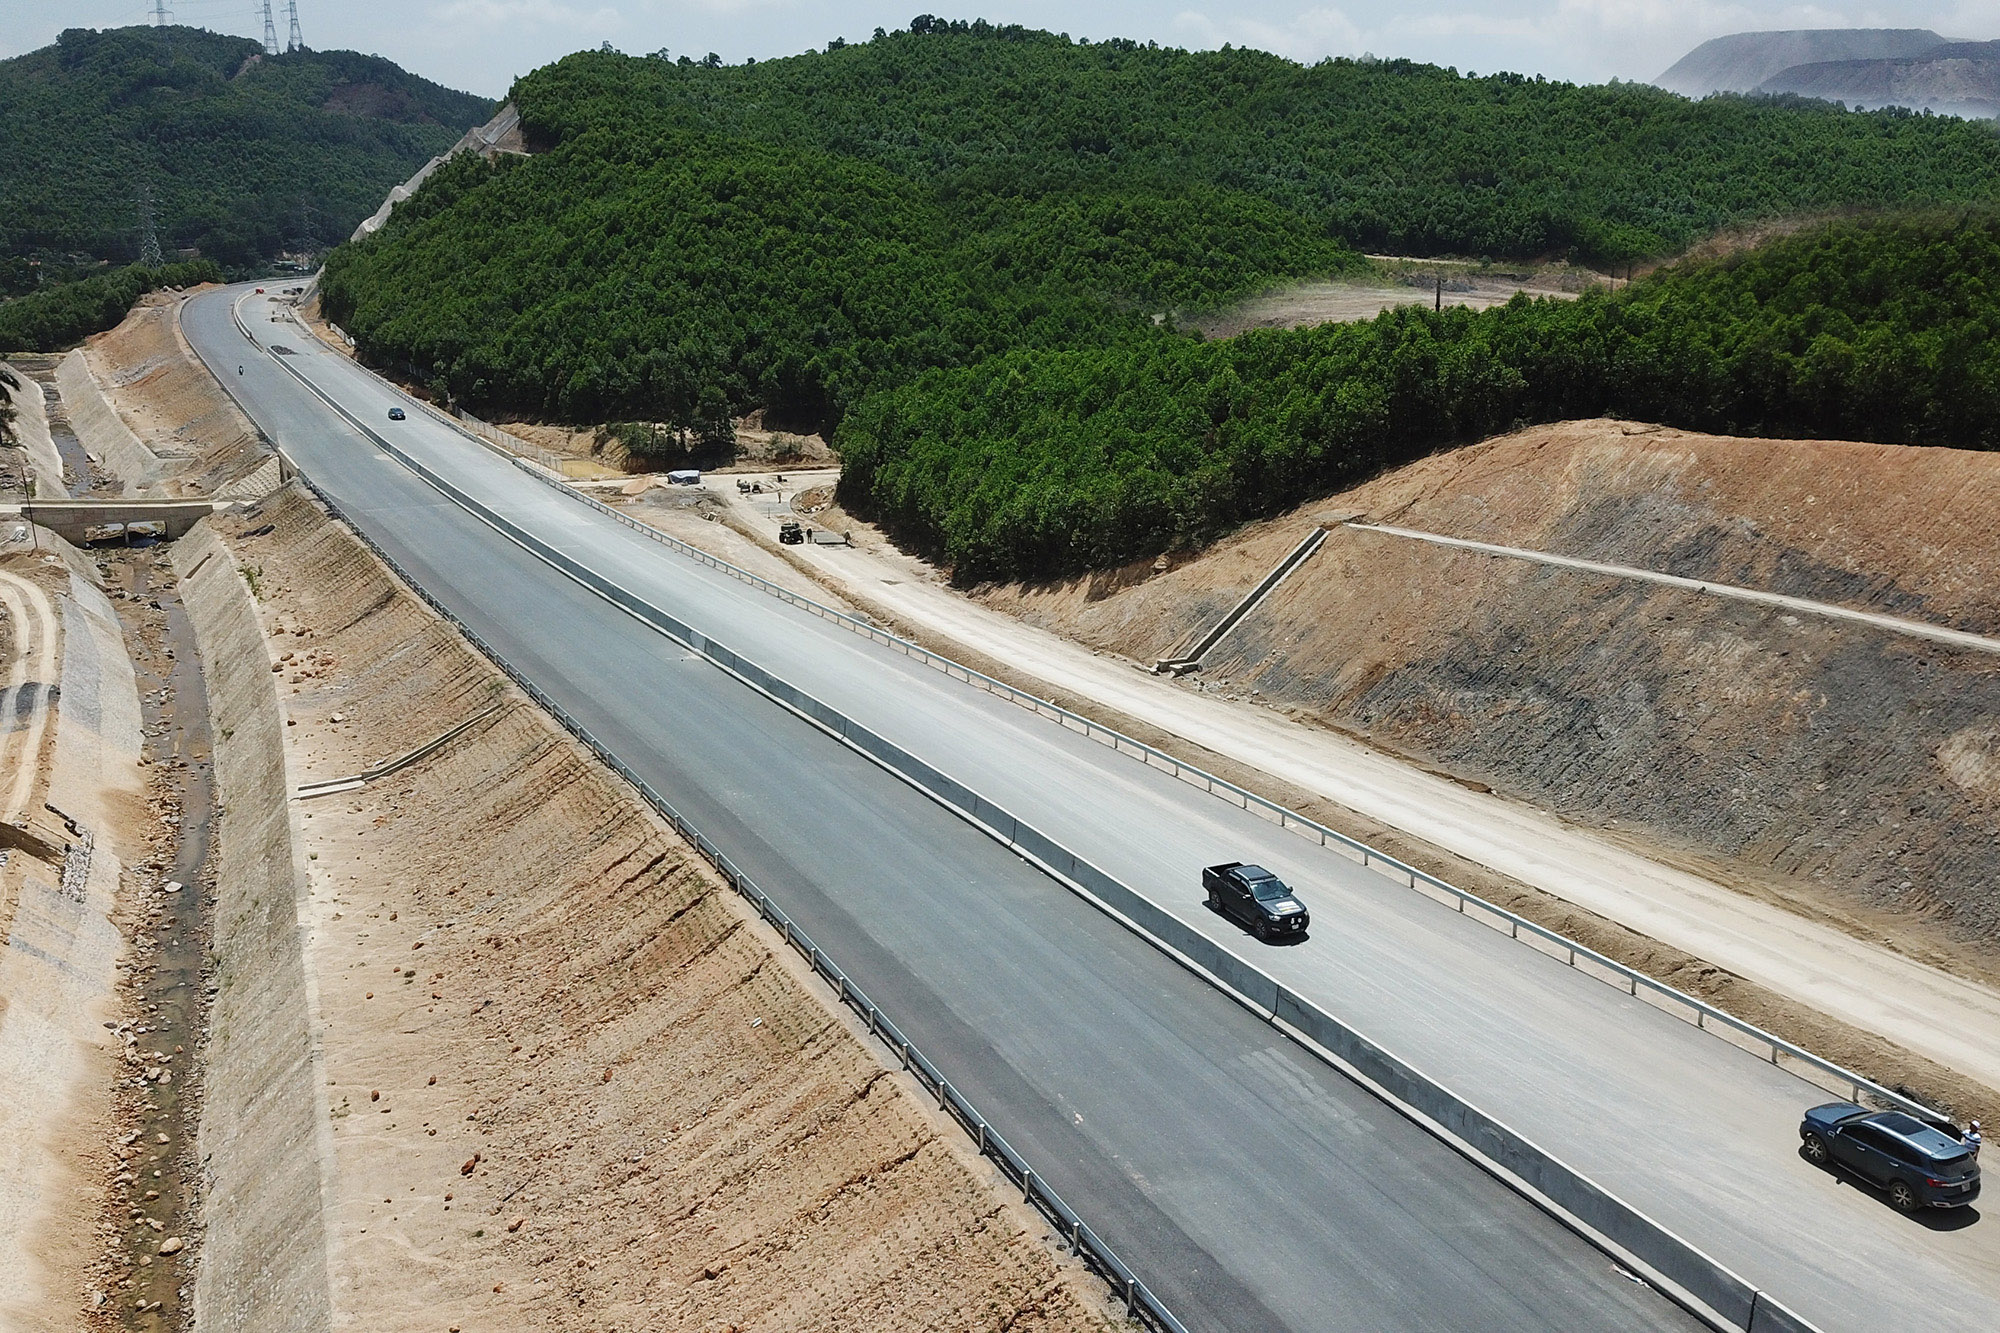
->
left=261, top=2, right=279, bottom=56
left=137, top=187, right=164, bottom=269
left=286, top=1, right=303, bottom=52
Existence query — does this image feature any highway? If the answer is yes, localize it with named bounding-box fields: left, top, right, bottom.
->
left=190, top=285, right=1993, bottom=1331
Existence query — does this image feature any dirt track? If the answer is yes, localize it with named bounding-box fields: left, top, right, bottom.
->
left=1192, top=267, right=1594, bottom=339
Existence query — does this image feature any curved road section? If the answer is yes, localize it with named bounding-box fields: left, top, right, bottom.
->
left=191, top=287, right=1993, bottom=1331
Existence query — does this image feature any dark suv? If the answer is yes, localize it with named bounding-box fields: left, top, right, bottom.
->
left=1203, top=862, right=1310, bottom=940
left=1800, top=1103, right=1981, bottom=1212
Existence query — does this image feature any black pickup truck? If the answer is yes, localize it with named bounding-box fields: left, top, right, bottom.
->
left=1203, top=862, right=1310, bottom=940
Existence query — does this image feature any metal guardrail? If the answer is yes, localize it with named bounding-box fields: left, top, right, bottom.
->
left=226, top=369, right=1183, bottom=1330
left=449, top=406, right=571, bottom=475
left=463, top=434, right=1939, bottom=1124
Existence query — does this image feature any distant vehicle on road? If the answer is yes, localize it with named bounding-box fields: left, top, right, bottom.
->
left=1800, top=1103, right=1981, bottom=1211
left=667, top=469, right=701, bottom=486
left=778, top=520, right=805, bottom=545
left=1203, top=862, right=1309, bottom=940
left=387, top=407, right=405, bottom=421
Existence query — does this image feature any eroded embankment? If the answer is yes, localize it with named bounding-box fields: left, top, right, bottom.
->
left=2, top=360, right=70, bottom=498
left=0, top=547, right=131, bottom=1332
left=184, top=483, right=1112, bottom=1331
left=62, top=290, right=279, bottom=501
left=984, top=419, right=2000, bottom=967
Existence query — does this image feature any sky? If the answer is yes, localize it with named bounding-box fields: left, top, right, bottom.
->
left=4, top=0, right=2000, bottom=99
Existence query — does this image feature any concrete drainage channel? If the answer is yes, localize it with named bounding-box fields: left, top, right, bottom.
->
left=243, top=308, right=1821, bottom=1333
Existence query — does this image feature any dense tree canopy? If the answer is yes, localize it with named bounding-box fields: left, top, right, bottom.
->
left=839, top=213, right=2000, bottom=582
left=513, top=27, right=2000, bottom=264
left=324, top=23, right=2000, bottom=441
left=317, top=24, right=2000, bottom=580
left=0, top=261, right=223, bottom=352
left=0, top=25, right=492, bottom=272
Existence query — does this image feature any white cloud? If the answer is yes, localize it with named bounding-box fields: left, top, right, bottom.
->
left=1172, top=7, right=1362, bottom=61
left=430, top=0, right=624, bottom=28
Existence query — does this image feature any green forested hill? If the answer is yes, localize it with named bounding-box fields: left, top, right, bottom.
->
left=318, top=22, right=2000, bottom=580
left=840, top=212, right=2000, bottom=581
left=0, top=25, right=493, bottom=272
left=324, top=22, right=2000, bottom=437
left=0, top=260, right=224, bottom=352
left=512, top=25, right=2000, bottom=264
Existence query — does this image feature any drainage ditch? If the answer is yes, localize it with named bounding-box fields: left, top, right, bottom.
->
left=91, top=541, right=216, bottom=1331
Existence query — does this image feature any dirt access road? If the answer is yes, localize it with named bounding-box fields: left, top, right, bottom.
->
left=1192, top=264, right=1596, bottom=339
left=694, top=469, right=2000, bottom=1109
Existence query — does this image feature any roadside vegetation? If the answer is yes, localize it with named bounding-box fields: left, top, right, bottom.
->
left=0, top=25, right=492, bottom=274
left=318, top=22, right=2000, bottom=580
left=0, top=261, right=223, bottom=353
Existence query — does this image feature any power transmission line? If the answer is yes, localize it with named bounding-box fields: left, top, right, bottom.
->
left=151, top=0, right=173, bottom=57
left=137, top=187, right=164, bottom=269
left=260, top=1, right=279, bottom=56
left=286, top=0, right=303, bottom=52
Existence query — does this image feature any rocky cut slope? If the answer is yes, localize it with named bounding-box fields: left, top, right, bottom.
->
left=983, top=419, right=2000, bottom=967
left=1760, top=42, right=2000, bottom=118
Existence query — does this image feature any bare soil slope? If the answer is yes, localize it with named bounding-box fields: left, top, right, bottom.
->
left=82, top=289, right=275, bottom=498
left=222, top=485, right=1113, bottom=1332
left=984, top=419, right=2000, bottom=961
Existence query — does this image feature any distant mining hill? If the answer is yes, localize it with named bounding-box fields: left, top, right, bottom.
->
left=1656, top=29, right=1948, bottom=96
left=1658, top=28, right=2000, bottom=117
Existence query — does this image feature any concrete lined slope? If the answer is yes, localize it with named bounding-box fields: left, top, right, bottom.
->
left=1656, top=29, right=1948, bottom=95
left=351, top=102, right=525, bottom=242
left=230, top=485, right=1109, bottom=1332
left=57, top=351, right=162, bottom=496
left=0, top=568, right=59, bottom=828
left=2, top=366, right=67, bottom=498
left=0, top=563, right=132, bottom=1332
left=189, top=293, right=1701, bottom=1333
left=172, top=522, right=334, bottom=1333
left=88, top=292, right=264, bottom=487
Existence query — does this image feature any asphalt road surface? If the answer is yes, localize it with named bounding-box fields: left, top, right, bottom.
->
left=188, top=285, right=1994, bottom=1331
